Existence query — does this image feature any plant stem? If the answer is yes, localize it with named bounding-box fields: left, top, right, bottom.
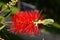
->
left=52, top=22, right=60, bottom=28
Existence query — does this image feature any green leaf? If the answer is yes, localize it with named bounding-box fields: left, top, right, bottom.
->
left=0, top=5, right=3, bottom=11
left=10, top=7, right=19, bottom=14
left=0, top=16, right=5, bottom=22
left=0, top=25, right=6, bottom=30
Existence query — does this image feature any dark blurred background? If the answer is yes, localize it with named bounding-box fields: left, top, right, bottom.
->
left=1, top=0, right=60, bottom=23
left=0, top=0, right=60, bottom=40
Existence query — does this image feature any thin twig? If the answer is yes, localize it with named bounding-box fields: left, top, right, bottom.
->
left=0, top=21, right=13, bottom=26
left=4, top=21, right=13, bottom=24
left=18, top=0, right=21, bottom=11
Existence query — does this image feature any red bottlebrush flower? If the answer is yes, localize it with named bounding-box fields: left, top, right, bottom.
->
left=10, top=11, right=43, bottom=36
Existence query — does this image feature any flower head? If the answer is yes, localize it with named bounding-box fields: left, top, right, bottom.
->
left=10, top=11, right=43, bottom=36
